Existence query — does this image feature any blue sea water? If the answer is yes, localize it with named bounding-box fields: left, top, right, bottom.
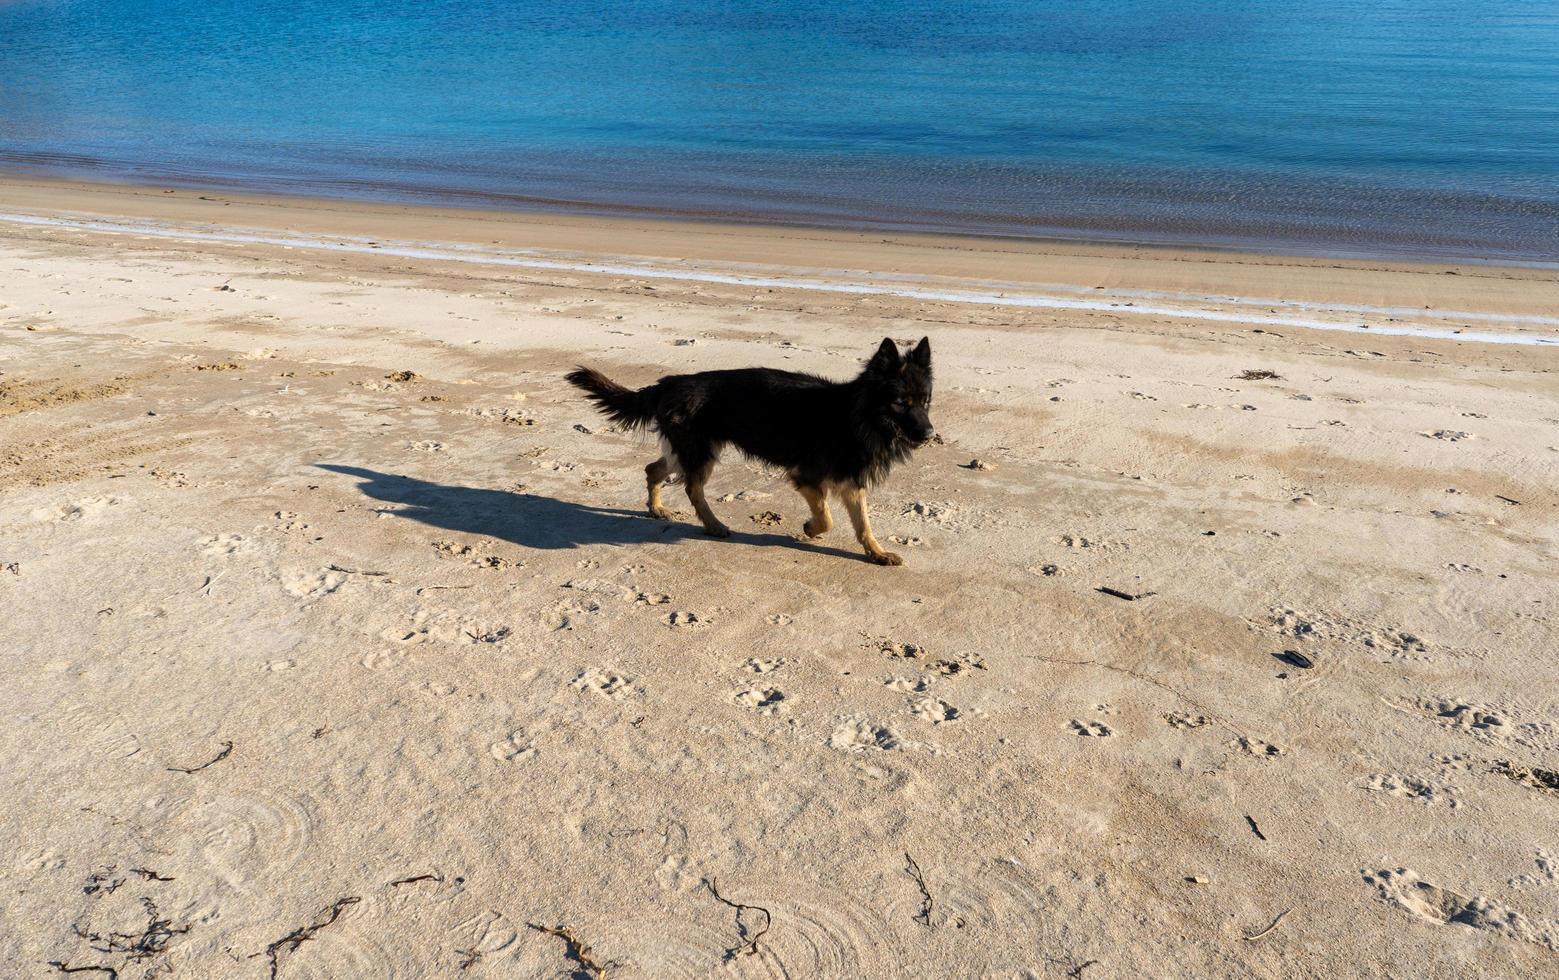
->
left=1, top=0, right=1557, bottom=260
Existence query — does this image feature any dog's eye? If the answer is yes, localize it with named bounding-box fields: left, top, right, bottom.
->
left=892, top=399, right=909, bottom=410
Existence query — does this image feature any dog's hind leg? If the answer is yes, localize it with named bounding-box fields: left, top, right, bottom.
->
left=839, top=485, right=902, bottom=566
left=645, top=457, right=673, bottom=520
left=796, top=484, right=832, bottom=537
left=683, top=463, right=731, bottom=538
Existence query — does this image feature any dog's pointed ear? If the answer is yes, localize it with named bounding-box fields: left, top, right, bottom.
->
left=866, top=336, right=901, bottom=375
left=910, top=336, right=931, bottom=369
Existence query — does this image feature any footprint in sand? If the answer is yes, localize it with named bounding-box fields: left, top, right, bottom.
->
left=31, top=496, right=123, bottom=524
left=1051, top=534, right=1109, bottom=550
left=828, top=717, right=905, bottom=752
left=1409, top=697, right=1557, bottom=751
left=745, top=657, right=788, bottom=673
left=20, top=849, right=66, bottom=872
left=766, top=613, right=794, bottom=626
left=928, top=656, right=983, bottom=676
left=409, top=440, right=445, bottom=452
left=911, top=698, right=962, bottom=724
left=467, top=407, right=534, bottom=426
left=488, top=731, right=536, bottom=762
left=867, top=636, right=928, bottom=660
left=283, top=568, right=347, bottom=598
left=1235, top=735, right=1284, bottom=758
left=1069, top=719, right=1113, bottom=737
left=1164, top=711, right=1209, bottom=729
left=571, top=668, right=637, bottom=699
left=733, top=687, right=788, bottom=715
left=886, top=675, right=931, bottom=694
left=544, top=598, right=604, bottom=631
left=1421, top=429, right=1474, bottom=442
left=1509, top=850, right=1558, bottom=890
left=1361, top=868, right=1551, bottom=947
left=264, top=659, right=296, bottom=672
left=361, top=650, right=407, bottom=670
left=662, top=610, right=706, bottom=628
left=1490, top=760, right=1559, bottom=797
left=902, top=501, right=954, bottom=522
left=198, top=533, right=248, bottom=556
left=1359, top=772, right=1458, bottom=808
left=271, top=511, right=309, bottom=532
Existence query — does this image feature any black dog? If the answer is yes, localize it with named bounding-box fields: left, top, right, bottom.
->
left=566, top=337, right=934, bottom=565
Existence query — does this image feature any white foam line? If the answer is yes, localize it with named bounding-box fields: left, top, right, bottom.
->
left=2, top=210, right=1555, bottom=346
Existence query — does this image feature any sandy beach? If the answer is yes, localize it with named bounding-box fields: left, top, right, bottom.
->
left=2, top=177, right=1557, bottom=977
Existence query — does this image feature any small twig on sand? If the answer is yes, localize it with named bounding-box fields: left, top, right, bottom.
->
left=526, top=923, right=611, bottom=978
left=1045, top=956, right=1099, bottom=979
left=1243, top=908, right=1292, bottom=942
left=389, top=873, right=443, bottom=887
left=47, top=962, right=118, bottom=979
left=1097, top=586, right=1155, bottom=601
left=704, top=878, right=772, bottom=961
left=1495, top=495, right=1521, bottom=506
left=129, top=869, right=174, bottom=882
left=197, top=571, right=225, bottom=595
left=456, top=948, right=482, bottom=971
left=166, top=741, right=232, bottom=774
left=904, top=852, right=934, bottom=926
left=1245, top=815, right=1267, bottom=841
left=328, top=564, right=389, bottom=576
left=257, top=897, right=361, bottom=979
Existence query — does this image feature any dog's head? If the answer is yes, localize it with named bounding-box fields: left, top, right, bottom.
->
left=862, top=336, right=935, bottom=446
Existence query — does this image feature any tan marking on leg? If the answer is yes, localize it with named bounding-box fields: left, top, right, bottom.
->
left=797, top=484, right=832, bottom=537
left=645, top=457, right=672, bottom=519
left=684, top=469, right=730, bottom=538
left=839, top=485, right=902, bottom=565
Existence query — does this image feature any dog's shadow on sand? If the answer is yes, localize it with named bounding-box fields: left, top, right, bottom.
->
left=318, top=464, right=867, bottom=561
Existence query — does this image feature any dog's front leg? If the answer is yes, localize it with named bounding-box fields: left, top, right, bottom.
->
left=839, top=485, right=902, bottom=565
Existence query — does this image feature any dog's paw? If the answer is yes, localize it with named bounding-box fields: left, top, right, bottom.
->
left=871, top=551, right=905, bottom=566
left=704, top=523, right=732, bottom=539
left=648, top=507, right=673, bottom=521
left=803, top=518, right=830, bottom=538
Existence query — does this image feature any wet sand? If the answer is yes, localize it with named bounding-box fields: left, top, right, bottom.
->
left=2, top=177, right=1557, bottom=977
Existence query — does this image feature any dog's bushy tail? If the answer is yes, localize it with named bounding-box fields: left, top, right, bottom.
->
left=565, top=366, right=657, bottom=430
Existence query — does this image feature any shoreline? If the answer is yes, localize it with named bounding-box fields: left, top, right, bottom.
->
left=4, top=162, right=1558, bottom=271
left=3, top=174, right=1558, bottom=350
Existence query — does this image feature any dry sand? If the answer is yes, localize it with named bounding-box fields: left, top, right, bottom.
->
left=2, top=177, right=1557, bottom=978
